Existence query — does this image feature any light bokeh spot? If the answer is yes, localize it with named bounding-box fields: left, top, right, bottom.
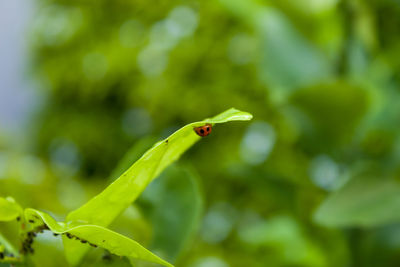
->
left=240, top=121, right=276, bottom=165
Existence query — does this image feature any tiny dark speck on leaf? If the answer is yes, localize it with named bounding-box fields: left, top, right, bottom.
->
left=28, top=220, right=34, bottom=223
left=102, top=253, right=112, bottom=261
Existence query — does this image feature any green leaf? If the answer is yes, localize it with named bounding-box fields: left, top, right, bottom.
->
left=314, top=175, right=400, bottom=227
left=111, top=139, right=203, bottom=261
left=64, top=108, right=252, bottom=265
left=24, top=208, right=173, bottom=267
left=142, top=165, right=203, bottom=261
left=0, top=197, right=23, bottom=222
left=219, top=0, right=332, bottom=91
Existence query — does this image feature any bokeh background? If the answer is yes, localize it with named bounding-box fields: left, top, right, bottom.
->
left=2, top=0, right=400, bottom=266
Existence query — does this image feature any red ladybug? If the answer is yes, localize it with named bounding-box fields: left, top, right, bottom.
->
left=194, top=124, right=212, bottom=137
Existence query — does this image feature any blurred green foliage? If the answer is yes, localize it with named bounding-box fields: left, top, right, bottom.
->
left=2, top=0, right=400, bottom=266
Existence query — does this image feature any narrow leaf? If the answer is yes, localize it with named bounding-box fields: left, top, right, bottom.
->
left=64, top=108, right=252, bottom=265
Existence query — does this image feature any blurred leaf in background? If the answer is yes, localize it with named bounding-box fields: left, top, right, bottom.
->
left=2, top=0, right=400, bottom=266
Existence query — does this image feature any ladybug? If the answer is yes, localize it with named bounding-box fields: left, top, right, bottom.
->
left=194, top=124, right=212, bottom=137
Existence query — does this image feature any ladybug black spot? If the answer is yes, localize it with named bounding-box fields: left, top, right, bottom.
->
left=194, top=124, right=212, bottom=137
